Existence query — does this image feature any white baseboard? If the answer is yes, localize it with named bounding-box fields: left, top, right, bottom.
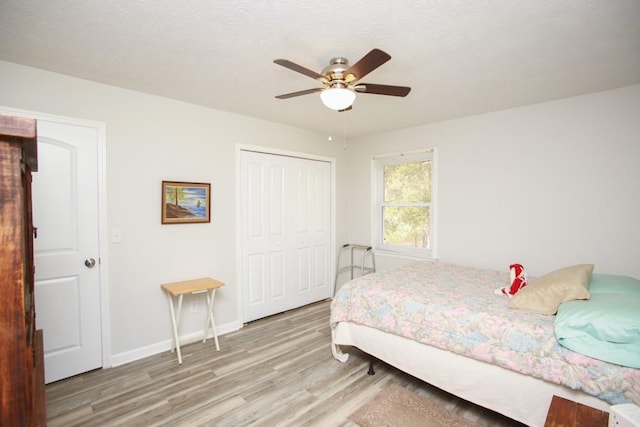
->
left=110, top=320, right=243, bottom=367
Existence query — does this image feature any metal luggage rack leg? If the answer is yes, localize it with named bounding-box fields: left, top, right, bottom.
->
left=334, top=244, right=376, bottom=294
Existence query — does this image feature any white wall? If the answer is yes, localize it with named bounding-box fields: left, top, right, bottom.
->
left=0, top=60, right=349, bottom=363
left=346, top=84, right=640, bottom=279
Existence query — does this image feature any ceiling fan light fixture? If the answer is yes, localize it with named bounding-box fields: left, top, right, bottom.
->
left=320, top=87, right=356, bottom=110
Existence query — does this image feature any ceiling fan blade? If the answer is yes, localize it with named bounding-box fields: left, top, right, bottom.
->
left=273, top=59, right=326, bottom=82
left=338, top=106, right=353, bottom=112
left=355, top=83, right=411, bottom=97
left=344, top=49, right=391, bottom=83
left=275, top=88, right=323, bottom=99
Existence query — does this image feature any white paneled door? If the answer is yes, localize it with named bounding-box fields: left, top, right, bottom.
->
left=32, top=119, right=103, bottom=383
left=241, top=150, right=332, bottom=323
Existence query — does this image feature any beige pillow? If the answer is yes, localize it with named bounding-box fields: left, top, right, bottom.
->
left=509, top=264, right=594, bottom=315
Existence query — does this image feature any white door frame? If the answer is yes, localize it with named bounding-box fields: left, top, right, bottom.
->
left=0, top=105, right=112, bottom=369
left=236, top=144, right=336, bottom=325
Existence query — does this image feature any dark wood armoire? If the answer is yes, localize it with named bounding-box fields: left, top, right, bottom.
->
left=0, top=114, right=46, bottom=426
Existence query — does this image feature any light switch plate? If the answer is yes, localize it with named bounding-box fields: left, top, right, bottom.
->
left=111, top=228, right=122, bottom=243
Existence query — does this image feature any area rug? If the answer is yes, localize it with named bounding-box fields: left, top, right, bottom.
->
left=348, top=383, right=481, bottom=427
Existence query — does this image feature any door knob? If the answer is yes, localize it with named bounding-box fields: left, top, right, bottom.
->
left=84, top=258, right=96, bottom=268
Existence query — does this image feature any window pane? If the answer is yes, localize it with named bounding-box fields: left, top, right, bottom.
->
left=383, top=161, right=431, bottom=203
left=382, top=206, right=430, bottom=249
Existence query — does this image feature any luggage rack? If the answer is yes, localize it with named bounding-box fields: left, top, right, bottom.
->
left=334, top=244, right=376, bottom=294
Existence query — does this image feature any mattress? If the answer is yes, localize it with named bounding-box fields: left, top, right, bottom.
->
left=330, top=261, right=640, bottom=406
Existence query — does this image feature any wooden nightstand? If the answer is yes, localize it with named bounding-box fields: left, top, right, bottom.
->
left=545, top=395, right=609, bottom=427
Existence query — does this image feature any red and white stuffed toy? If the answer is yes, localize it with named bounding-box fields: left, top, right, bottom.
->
left=495, top=263, right=528, bottom=297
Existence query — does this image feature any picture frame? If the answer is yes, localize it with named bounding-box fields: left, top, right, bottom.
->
left=161, top=181, right=211, bottom=224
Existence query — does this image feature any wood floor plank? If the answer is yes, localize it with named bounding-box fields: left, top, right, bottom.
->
left=46, top=300, right=525, bottom=426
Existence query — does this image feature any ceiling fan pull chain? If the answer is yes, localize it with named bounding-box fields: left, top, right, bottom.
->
left=343, top=113, right=347, bottom=150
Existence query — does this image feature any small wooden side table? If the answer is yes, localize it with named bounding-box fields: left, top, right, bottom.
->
left=544, top=395, right=608, bottom=427
left=161, top=277, right=224, bottom=364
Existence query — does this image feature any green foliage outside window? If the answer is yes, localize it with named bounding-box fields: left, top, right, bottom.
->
left=382, top=161, right=432, bottom=249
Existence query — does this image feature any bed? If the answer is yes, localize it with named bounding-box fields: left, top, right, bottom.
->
left=330, top=261, right=640, bottom=427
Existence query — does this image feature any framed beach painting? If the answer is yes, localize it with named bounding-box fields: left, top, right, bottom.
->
left=161, top=181, right=211, bottom=224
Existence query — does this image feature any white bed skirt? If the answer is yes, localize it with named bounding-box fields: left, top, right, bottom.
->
left=332, top=322, right=610, bottom=427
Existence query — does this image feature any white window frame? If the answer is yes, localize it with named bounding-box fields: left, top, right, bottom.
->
left=371, top=148, right=437, bottom=259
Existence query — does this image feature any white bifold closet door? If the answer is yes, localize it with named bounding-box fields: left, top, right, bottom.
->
left=241, top=150, right=331, bottom=323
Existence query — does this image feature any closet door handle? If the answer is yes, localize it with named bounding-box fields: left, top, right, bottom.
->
left=84, top=258, right=96, bottom=268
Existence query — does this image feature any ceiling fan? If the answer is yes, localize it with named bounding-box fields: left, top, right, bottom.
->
left=273, top=48, right=411, bottom=111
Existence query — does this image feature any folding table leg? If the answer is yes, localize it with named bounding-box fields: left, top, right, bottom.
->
left=205, top=289, right=220, bottom=351
left=170, top=294, right=184, bottom=351
left=166, top=293, right=183, bottom=364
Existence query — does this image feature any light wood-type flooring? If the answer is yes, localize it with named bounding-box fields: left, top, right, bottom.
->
left=46, top=300, right=526, bottom=426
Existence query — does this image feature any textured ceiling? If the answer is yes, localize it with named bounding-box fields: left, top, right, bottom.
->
left=0, top=1, right=639, bottom=138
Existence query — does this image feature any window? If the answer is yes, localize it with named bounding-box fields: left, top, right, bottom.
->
left=372, top=150, right=435, bottom=257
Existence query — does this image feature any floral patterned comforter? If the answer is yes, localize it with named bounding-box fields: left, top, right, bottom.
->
left=330, top=261, right=640, bottom=405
